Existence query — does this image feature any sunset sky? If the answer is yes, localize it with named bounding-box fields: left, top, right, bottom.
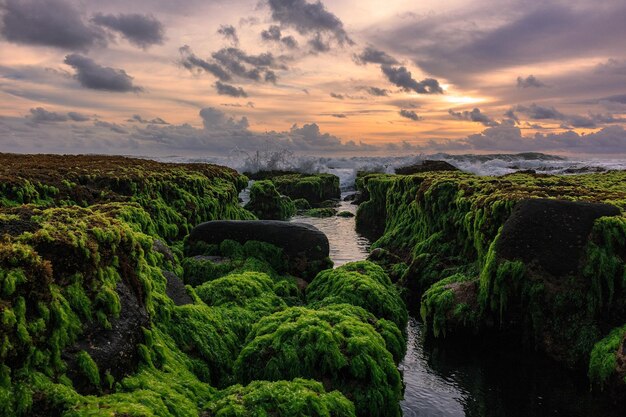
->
left=1, top=0, right=625, bottom=156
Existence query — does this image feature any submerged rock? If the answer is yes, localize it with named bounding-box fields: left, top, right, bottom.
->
left=187, top=220, right=332, bottom=280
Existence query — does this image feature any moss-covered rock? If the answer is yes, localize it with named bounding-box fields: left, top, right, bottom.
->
left=204, top=379, right=356, bottom=417
left=244, top=180, right=296, bottom=220
left=249, top=172, right=340, bottom=207
left=233, top=307, right=403, bottom=417
left=337, top=211, right=355, bottom=218
left=306, top=261, right=408, bottom=331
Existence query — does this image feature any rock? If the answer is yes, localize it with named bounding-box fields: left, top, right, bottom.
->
left=152, top=239, right=176, bottom=264
left=304, top=208, right=337, bottom=218
left=394, top=160, right=459, bottom=175
left=343, top=193, right=358, bottom=201
left=244, top=180, right=296, bottom=220
left=63, top=280, right=149, bottom=394
left=337, top=211, right=355, bottom=218
left=164, top=271, right=193, bottom=306
left=187, top=220, right=332, bottom=281
left=497, top=199, right=620, bottom=276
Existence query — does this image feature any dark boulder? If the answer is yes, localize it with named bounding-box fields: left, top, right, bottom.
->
left=395, top=160, right=459, bottom=175
left=187, top=220, right=332, bottom=280
left=497, top=199, right=620, bottom=276
left=164, top=271, right=193, bottom=306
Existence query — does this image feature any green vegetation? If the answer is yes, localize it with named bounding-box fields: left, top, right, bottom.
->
left=337, top=211, right=354, bottom=218
left=204, top=379, right=356, bottom=417
left=356, top=169, right=626, bottom=389
left=234, top=307, right=403, bottom=417
left=244, top=180, right=296, bottom=220
left=588, top=324, right=626, bottom=388
left=306, top=261, right=408, bottom=330
left=270, top=173, right=340, bottom=206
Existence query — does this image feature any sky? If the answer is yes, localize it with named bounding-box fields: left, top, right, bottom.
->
left=0, top=0, right=626, bottom=157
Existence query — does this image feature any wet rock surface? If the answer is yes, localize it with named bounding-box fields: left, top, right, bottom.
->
left=164, top=271, right=193, bottom=306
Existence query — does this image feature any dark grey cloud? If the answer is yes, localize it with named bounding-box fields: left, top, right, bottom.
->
left=330, top=92, right=344, bottom=100
left=265, top=0, right=353, bottom=46
left=91, top=13, right=165, bottom=48
left=217, top=24, right=239, bottom=45
left=514, top=104, right=564, bottom=120
left=387, top=99, right=421, bottom=109
left=261, top=25, right=282, bottom=41
left=308, top=33, right=331, bottom=53
left=215, top=81, right=248, bottom=98
left=64, top=54, right=142, bottom=92
left=381, top=65, right=443, bottom=94
left=448, top=108, right=498, bottom=127
left=29, top=107, right=68, bottom=123
left=0, top=0, right=105, bottom=50
left=510, top=103, right=625, bottom=129
left=399, top=109, right=420, bottom=121
left=94, top=120, right=127, bottom=134
left=129, top=114, right=168, bottom=124
left=354, top=47, right=399, bottom=65
left=211, top=47, right=285, bottom=82
left=517, top=75, right=546, bottom=88
left=179, top=45, right=231, bottom=81
left=599, top=94, right=626, bottom=105
left=364, top=87, right=389, bottom=97
left=67, top=111, right=90, bottom=122
left=261, top=25, right=299, bottom=49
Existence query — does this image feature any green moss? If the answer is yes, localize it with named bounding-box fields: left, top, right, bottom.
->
left=292, top=198, right=311, bottom=210
left=244, top=180, right=296, bottom=220
left=306, top=261, right=408, bottom=330
left=205, top=379, right=356, bottom=417
left=337, top=211, right=354, bottom=218
left=76, top=350, right=100, bottom=387
left=234, top=307, right=403, bottom=417
left=303, top=208, right=337, bottom=218
left=588, top=324, right=626, bottom=388
left=270, top=173, right=340, bottom=206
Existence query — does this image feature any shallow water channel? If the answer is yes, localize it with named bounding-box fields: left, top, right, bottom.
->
left=291, top=193, right=620, bottom=417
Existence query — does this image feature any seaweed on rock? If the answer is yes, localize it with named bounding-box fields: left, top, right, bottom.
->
left=233, top=307, right=403, bottom=417
left=204, top=378, right=356, bottom=417
left=306, top=261, right=408, bottom=330
left=244, top=181, right=296, bottom=220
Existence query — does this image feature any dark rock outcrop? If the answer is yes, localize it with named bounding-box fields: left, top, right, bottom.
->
left=395, top=160, right=459, bottom=175
left=497, top=199, right=620, bottom=276
left=164, top=271, right=193, bottom=306
left=187, top=220, right=332, bottom=280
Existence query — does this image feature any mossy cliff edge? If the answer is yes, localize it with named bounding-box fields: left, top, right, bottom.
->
left=355, top=170, right=626, bottom=394
left=0, top=154, right=407, bottom=416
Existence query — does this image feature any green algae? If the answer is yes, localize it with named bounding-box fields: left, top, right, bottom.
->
left=269, top=173, right=340, bottom=206
left=233, top=307, right=403, bottom=417
left=303, top=208, right=337, bottom=217
left=204, top=378, right=356, bottom=417
left=244, top=180, right=296, bottom=220
left=306, top=261, right=408, bottom=330
left=588, top=324, right=626, bottom=388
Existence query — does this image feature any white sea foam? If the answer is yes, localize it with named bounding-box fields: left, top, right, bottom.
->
left=152, top=152, right=626, bottom=191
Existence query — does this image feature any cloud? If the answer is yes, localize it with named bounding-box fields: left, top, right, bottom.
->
left=399, top=109, right=420, bottom=121
left=29, top=107, right=68, bottom=123
left=211, top=47, right=285, bottom=82
left=265, top=0, right=353, bottom=46
left=0, top=0, right=105, bottom=50
left=217, top=24, right=239, bottom=45
left=364, top=87, right=389, bottom=97
left=64, top=54, right=143, bottom=92
left=308, top=33, right=331, bottom=53
left=354, top=47, right=399, bottom=65
left=329, top=92, right=344, bottom=100
left=428, top=125, right=626, bottom=155
left=179, top=45, right=231, bottom=81
left=599, top=94, right=626, bottom=105
left=67, top=111, right=90, bottom=122
left=514, top=104, right=564, bottom=120
left=94, top=120, right=127, bottom=134
left=91, top=13, right=165, bottom=48
left=516, top=75, right=546, bottom=88
left=448, top=108, right=498, bottom=127
left=261, top=25, right=299, bottom=49
left=381, top=65, right=443, bottom=94
left=215, top=81, right=248, bottom=98
left=129, top=114, right=168, bottom=125
left=330, top=114, right=347, bottom=118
